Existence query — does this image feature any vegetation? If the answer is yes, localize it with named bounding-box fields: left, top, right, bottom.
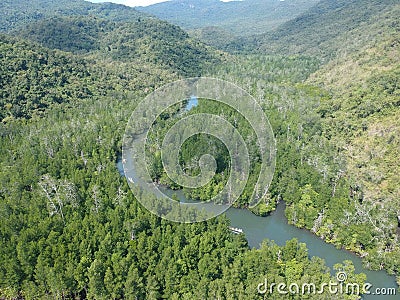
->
left=0, top=35, right=103, bottom=121
left=201, top=0, right=400, bottom=283
left=17, top=15, right=225, bottom=77
left=1, top=0, right=399, bottom=298
left=206, top=20, right=400, bottom=283
left=206, top=0, right=400, bottom=285
left=0, top=34, right=178, bottom=122
left=306, top=3, right=400, bottom=278
left=232, top=0, right=400, bottom=58
left=188, top=26, right=237, bottom=50
left=0, top=14, right=223, bottom=121
left=145, top=98, right=262, bottom=205
left=0, top=34, right=364, bottom=300
left=138, top=0, right=319, bottom=37
left=0, top=0, right=148, bottom=33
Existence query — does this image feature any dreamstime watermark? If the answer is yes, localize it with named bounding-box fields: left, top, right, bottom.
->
left=257, top=271, right=397, bottom=296
left=122, top=77, right=276, bottom=223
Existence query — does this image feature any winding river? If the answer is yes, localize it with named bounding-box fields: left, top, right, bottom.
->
left=117, top=157, right=398, bottom=299
left=118, top=97, right=398, bottom=299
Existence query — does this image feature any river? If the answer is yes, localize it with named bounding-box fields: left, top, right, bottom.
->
left=117, top=157, right=398, bottom=299
left=118, top=96, right=398, bottom=299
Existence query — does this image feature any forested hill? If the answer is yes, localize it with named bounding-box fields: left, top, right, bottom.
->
left=0, top=35, right=107, bottom=121
left=234, top=0, right=400, bottom=277
left=16, top=15, right=223, bottom=77
left=138, top=0, right=319, bottom=36
left=210, top=0, right=399, bottom=282
left=0, top=3, right=370, bottom=299
left=0, top=34, right=171, bottom=122
left=1, top=15, right=222, bottom=121
left=304, top=1, right=400, bottom=252
left=234, top=0, right=399, bottom=58
left=0, top=0, right=149, bottom=32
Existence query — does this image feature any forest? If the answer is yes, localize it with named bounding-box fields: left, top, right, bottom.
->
left=0, top=0, right=399, bottom=299
left=0, top=33, right=366, bottom=300
left=137, top=0, right=319, bottom=36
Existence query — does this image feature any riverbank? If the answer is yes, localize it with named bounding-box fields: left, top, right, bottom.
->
left=117, top=157, right=398, bottom=299
left=226, top=203, right=399, bottom=299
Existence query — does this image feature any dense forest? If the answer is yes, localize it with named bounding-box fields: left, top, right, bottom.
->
left=0, top=27, right=364, bottom=300
left=138, top=0, right=319, bottom=36
left=231, top=0, right=400, bottom=58
left=16, top=15, right=224, bottom=76
left=0, top=0, right=148, bottom=32
left=0, top=15, right=223, bottom=121
left=0, top=0, right=399, bottom=299
left=205, top=53, right=400, bottom=283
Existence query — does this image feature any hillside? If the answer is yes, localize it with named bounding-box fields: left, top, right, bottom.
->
left=0, top=35, right=363, bottom=300
left=306, top=3, right=400, bottom=271
left=0, top=35, right=102, bottom=121
left=256, top=0, right=400, bottom=277
left=1, top=9, right=225, bottom=122
left=1, top=12, right=224, bottom=121
left=0, top=0, right=148, bottom=32
left=138, top=0, right=319, bottom=37
left=0, top=34, right=180, bottom=122
left=236, top=0, right=399, bottom=58
left=303, top=1, right=400, bottom=213
left=0, top=0, right=399, bottom=298
left=16, top=15, right=224, bottom=77
left=188, top=26, right=237, bottom=49
left=212, top=0, right=400, bottom=282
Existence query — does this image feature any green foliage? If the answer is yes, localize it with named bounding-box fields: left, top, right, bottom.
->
left=234, top=0, right=400, bottom=59
left=0, top=35, right=103, bottom=121
left=0, top=98, right=347, bottom=297
left=145, top=98, right=262, bottom=205
left=293, top=0, right=400, bottom=278
left=18, top=16, right=107, bottom=54
left=0, top=32, right=365, bottom=300
left=0, top=15, right=222, bottom=121
left=286, top=184, right=320, bottom=229
left=250, top=193, right=277, bottom=216
left=95, top=17, right=223, bottom=77
left=0, top=0, right=399, bottom=297
left=188, top=26, right=237, bottom=50
left=206, top=51, right=400, bottom=282
left=16, top=15, right=224, bottom=77
left=0, top=0, right=147, bottom=33
left=138, top=0, right=319, bottom=37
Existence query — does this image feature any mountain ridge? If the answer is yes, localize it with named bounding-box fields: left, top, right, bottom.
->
left=0, top=0, right=150, bottom=32
left=234, top=0, right=400, bottom=58
left=138, top=0, right=320, bottom=36
left=15, top=15, right=224, bottom=77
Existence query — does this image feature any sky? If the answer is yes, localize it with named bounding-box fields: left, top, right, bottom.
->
left=88, top=0, right=240, bottom=8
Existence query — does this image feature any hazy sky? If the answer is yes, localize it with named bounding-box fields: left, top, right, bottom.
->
left=88, top=0, right=170, bottom=7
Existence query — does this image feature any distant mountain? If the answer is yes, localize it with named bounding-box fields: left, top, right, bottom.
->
left=238, top=0, right=400, bottom=58
left=0, top=0, right=148, bottom=32
left=137, top=0, right=319, bottom=36
left=1, top=19, right=216, bottom=121
left=0, top=0, right=224, bottom=122
left=16, top=15, right=223, bottom=77
left=188, top=26, right=237, bottom=49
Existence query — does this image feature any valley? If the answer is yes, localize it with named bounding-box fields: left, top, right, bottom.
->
left=0, top=0, right=399, bottom=299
